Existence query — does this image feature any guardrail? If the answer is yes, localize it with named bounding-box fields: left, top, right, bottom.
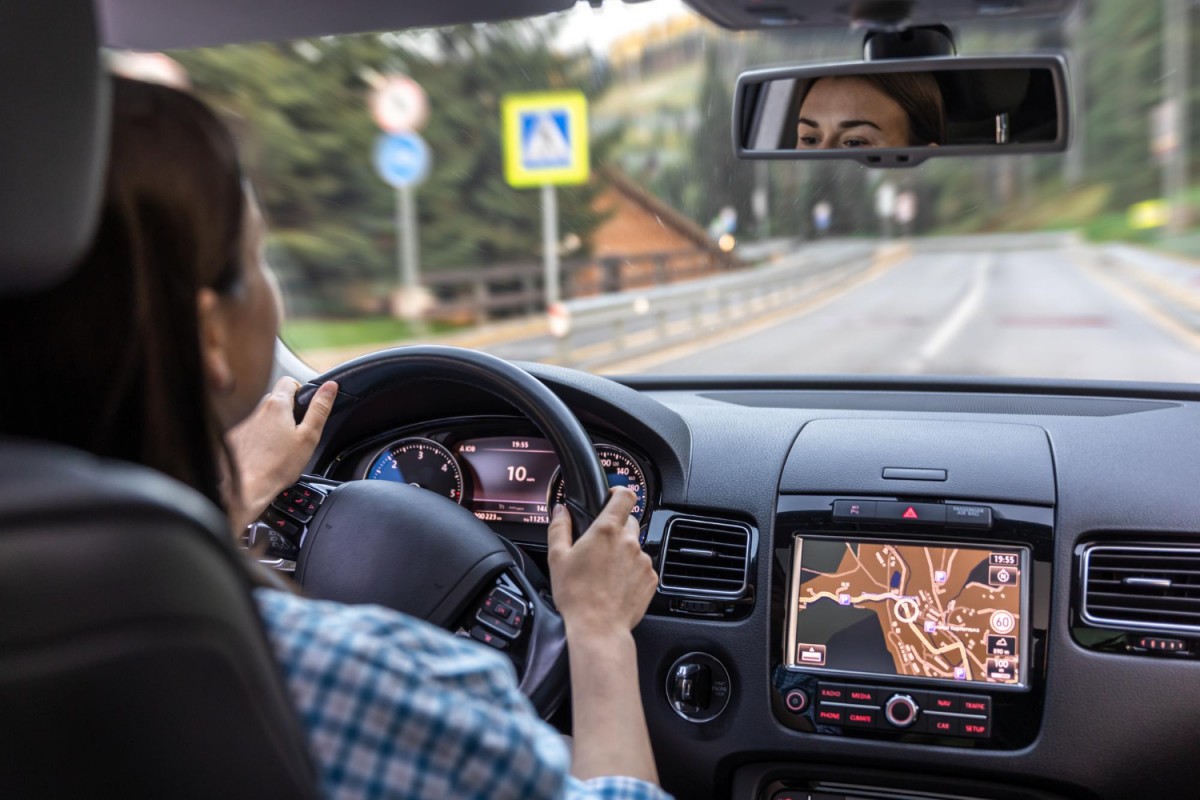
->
left=422, top=248, right=739, bottom=325
left=548, top=241, right=892, bottom=370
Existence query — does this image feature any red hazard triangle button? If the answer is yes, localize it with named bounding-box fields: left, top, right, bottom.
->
left=902, top=506, right=919, bottom=519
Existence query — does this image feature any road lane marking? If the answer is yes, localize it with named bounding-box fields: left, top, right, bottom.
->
left=1074, top=247, right=1200, bottom=352
left=900, top=254, right=992, bottom=374
left=594, top=243, right=913, bottom=374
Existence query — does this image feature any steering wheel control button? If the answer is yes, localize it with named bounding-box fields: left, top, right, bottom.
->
left=784, top=690, right=809, bottom=714
left=469, top=625, right=508, bottom=651
left=884, top=694, right=920, bottom=728
left=264, top=510, right=301, bottom=541
left=270, top=482, right=326, bottom=525
left=665, top=652, right=731, bottom=723
left=476, top=589, right=527, bottom=639
left=264, top=530, right=299, bottom=560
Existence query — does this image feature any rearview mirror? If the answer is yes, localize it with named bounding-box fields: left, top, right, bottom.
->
left=734, top=56, right=1070, bottom=167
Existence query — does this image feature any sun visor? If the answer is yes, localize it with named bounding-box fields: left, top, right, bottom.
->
left=0, top=0, right=109, bottom=295
left=97, top=0, right=574, bottom=51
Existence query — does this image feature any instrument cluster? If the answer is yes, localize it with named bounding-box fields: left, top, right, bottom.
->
left=329, top=418, right=655, bottom=535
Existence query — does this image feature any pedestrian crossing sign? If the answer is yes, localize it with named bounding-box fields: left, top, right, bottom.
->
left=501, top=91, right=589, bottom=188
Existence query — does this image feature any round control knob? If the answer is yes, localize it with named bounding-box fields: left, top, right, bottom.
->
left=784, top=689, right=809, bottom=714
left=884, top=694, right=919, bottom=728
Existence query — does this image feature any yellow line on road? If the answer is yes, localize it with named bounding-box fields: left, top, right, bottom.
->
left=1074, top=248, right=1200, bottom=352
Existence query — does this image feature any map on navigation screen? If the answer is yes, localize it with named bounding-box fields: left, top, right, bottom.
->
left=786, top=537, right=1025, bottom=686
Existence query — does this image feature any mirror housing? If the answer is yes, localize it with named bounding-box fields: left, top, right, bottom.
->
left=734, top=55, right=1070, bottom=167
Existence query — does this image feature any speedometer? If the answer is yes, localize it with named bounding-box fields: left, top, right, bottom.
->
left=550, top=444, right=648, bottom=523
left=365, top=437, right=463, bottom=504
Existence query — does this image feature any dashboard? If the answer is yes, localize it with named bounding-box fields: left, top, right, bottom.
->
left=294, top=363, right=1200, bottom=800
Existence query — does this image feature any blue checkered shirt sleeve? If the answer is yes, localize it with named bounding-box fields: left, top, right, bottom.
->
left=255, top=589, right=673, bottom=800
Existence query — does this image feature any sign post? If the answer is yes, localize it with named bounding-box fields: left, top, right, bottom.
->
left=501, top=92, right=590, bottom=312
left=541, top=184, right=560, bottom=308
left=370, top=76, right=430, bottom=321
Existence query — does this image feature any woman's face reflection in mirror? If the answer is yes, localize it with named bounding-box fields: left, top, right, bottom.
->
left=796, top=74, right=944, bottom=149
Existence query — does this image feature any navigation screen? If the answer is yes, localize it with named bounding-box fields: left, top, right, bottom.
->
left=786, top=536, right=1027, bottom=688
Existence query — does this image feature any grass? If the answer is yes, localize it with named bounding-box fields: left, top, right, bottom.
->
left=281, top=317, right=459, bottom=352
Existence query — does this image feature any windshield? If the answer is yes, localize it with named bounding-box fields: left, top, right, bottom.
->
left=152, top=0, right=1200, bottom=382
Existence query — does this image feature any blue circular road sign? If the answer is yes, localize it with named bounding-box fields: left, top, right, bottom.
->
left=374, top=132, right=430, bottom=188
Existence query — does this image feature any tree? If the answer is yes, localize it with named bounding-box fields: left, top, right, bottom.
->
left=174, top=22, right=610, bottom=314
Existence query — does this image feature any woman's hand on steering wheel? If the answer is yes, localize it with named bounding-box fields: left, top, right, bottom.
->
left=546, top=487, right=659, bottom=641
left=225, top=377, right=338, bottom=531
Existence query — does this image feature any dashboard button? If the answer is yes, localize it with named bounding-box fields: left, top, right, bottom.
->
left=843, top=707, right=880, bottom=728
left=844, top=686, right=879, bottom=705
left=926, top=713, right=962, bottom=736
left=784, top=690, right=809, bottom=714
left=961, top=718, right=991, bottom=738
left=926, top=692, right=961, bottom=713
left=946, top=504, right=993, bottom=528
left=960, top=696, right=991, bottom=716
left=833, top=500, right=877, bottom=521
left=815, top=706, right=846, bottom=725
left=818, top=684, right=847, bottom=702
left=876, top=502, right=946, bottom=524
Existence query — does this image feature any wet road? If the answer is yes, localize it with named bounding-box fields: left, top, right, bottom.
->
left=639, top=243, right=1200, bottom=382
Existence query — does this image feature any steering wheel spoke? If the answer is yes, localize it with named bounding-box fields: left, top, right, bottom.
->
left=241, top=474, right=341, bottom=572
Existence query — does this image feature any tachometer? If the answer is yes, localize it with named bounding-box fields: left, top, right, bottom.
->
left=365, top=437, right=463, bottom=504
left=550, top=444, right=648, bottom=523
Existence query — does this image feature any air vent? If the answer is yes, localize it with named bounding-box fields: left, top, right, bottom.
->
left=1081, top=544, right=1200, bottom=634
left=659, top=517, right=751, bottom=597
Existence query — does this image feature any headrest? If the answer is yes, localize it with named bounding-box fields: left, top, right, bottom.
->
left=0, top=0, right=110, bottom=295
left=938, top=70, right=1033, bottom=122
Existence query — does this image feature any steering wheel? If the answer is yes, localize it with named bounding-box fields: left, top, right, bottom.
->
left=290, top=346, right=609, bottom=717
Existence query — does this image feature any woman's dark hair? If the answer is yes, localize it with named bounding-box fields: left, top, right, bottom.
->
left=0, top=76, right=246, bottom=508
left=860, top=73, right=946, bottom=145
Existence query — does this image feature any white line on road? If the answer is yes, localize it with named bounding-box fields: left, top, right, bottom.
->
left=900, top=254, right=992, bottom=374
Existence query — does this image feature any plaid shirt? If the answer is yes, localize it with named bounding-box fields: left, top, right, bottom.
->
left=256, top=589, right=673, bottom=800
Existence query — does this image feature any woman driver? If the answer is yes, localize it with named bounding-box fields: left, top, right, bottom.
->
left=0, top=76, right=669, bottom=800
left=795, top=73, right=945, bottom=149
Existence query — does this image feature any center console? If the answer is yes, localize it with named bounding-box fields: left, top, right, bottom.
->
left=772, top=495, right=1052, bottom=750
